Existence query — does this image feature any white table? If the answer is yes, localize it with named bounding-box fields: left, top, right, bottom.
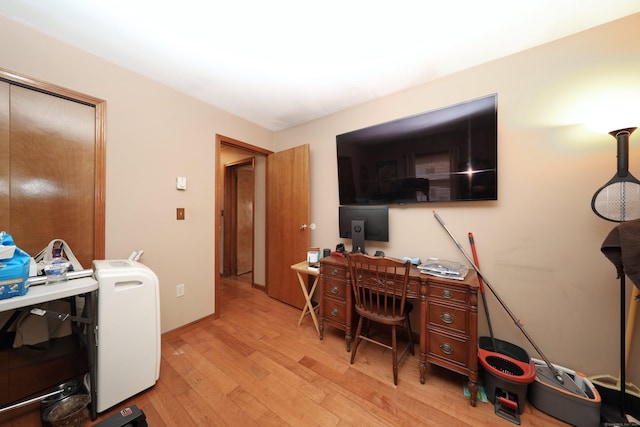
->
left=0, top=277, right=97, bottom=311
left=0, top=277, right=98, bottom=419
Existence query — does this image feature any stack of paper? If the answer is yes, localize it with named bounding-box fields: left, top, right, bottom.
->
left=418, top=258, right=468, bottom=280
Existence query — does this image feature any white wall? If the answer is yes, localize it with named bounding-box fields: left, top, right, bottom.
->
left=274, top=14, right=640, bottom=383
left=0, top=15, right=274, bottom=333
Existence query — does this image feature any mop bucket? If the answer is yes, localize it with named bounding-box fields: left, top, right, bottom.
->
left=479, top=336, right=536, bottom=420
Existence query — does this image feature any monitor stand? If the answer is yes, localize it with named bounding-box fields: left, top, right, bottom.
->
left=350, top=219, right=366, bottom=254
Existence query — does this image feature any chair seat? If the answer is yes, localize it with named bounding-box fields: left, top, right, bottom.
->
left=354, top=301, right=413, bottom=325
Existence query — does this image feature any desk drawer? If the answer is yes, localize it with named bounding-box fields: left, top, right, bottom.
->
left=428, top=283, right=468, bottom=304
left=320, top=264, right=348, bottom=280
left=406, top=277, right=420, bottom=299
left=322, top=297, right=347, bottom=324
left=428, top=301, right=468, bottom=335
left=323, top=278, right=349, bottom=300
left=427, top=330, right=469, bottom=367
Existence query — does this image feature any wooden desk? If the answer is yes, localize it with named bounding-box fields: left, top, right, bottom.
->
left=0, top=277, right=98, bottom=419
left=318, top=256, right=480, bottom=406
left=290, top=261, right=320, bottom=335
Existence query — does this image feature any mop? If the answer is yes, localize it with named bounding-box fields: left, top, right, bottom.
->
left=465, top=221, right=601, bottom=426
left=433, top=211, right=587, bottom=398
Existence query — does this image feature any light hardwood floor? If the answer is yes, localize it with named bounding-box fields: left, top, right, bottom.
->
left=5, top=275, right=568, bottom=426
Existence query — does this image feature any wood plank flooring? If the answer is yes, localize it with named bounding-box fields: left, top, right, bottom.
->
left=4, top=275, right=568, bottom=426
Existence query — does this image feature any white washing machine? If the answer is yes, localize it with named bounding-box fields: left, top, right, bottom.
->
left=93, top=260, right=161, bottom=413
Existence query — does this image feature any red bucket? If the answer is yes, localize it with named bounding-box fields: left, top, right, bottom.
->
left=479, top=336, right=536, bottom=414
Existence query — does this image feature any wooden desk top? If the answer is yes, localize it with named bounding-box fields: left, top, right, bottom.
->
left=319, top=255, right=478, bottom=288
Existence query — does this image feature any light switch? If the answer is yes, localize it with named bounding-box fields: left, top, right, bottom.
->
left=176, top=176, right=187, bottom=190
left=177, top=208, right=185, bottom=220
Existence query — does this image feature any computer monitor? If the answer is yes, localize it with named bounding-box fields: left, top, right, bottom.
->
left=338, top=205, right=389, bottom=254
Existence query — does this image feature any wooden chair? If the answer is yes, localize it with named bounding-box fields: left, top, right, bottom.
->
left=347, top=253, right=415, bottom=385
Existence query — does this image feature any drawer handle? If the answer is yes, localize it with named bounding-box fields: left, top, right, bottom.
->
left=440, top=343, right=454, bottom=355
left=440, top=312, right=454, bottom=324
left=441, top=289, right=453, bottom=299
left=330, top=286, right=339, bottom=294
left=331, top=269, right=338, bottom=276
left=330, top=308, right=339, bottom=317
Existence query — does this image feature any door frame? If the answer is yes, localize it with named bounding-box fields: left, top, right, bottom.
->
left=215, top=134, right=271, bottom=313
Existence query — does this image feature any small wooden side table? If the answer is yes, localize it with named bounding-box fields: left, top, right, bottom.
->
left=290, top=261, right=320, bottom=335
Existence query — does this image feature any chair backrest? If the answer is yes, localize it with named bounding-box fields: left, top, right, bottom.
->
left=347, top=253, right=411, bottom=318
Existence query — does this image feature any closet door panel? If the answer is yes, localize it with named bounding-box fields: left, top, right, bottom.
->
left=0, top=82, right=8, bottom=228
left=10, top=86, right=95, bottom=267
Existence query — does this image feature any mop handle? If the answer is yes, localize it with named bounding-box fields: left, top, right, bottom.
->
left=468, top=233, right=486, bottom=295
left=433, top=211, right=565, bottom=384
left=469, top=232, right=497, bottom=350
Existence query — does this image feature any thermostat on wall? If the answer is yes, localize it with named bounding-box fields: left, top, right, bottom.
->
left=176, top=176, right=187, bottom=190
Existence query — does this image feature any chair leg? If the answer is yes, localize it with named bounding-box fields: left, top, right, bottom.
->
left=406, top=315, right=415, bottom=356
left=391, top=325, right=398, bottom=385
left=363, top=318, right=371, bottom=338
left=350, top=316, right=364, bottom=364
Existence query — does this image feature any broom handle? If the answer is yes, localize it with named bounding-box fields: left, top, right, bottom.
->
left=625, top=285, right=640, bottom=369
left=468, top=232, right=498, bottom=350
left=433, top=211, right=565, bottom=384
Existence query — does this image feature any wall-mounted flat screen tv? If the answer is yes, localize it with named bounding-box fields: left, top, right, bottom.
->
left=336, top=94, right=497, bottom=205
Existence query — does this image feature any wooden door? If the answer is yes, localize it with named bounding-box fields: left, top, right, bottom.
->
left=236, top=166, right=254, bottom=275
left=8, top=86, right=96, bottom=266
left=0, top=82, right=9, bottom=227
left=0, top=68, right=105, bottom=265
left=266, top=144, right=310, bottom=309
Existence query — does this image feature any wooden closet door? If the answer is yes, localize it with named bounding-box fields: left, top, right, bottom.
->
left=0, top=82, right=8, bottom=227
left=9, top=85, right=96, bottom=267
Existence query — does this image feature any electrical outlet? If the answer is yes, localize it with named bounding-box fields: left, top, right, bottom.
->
left=176, top=283, right=185, bottom=297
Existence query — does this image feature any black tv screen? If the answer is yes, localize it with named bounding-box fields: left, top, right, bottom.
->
left=339, top=205, right=389, bottom=254
left=336, top=94, right=497, bottom=205
left=339, top=205, right=389, bottom=241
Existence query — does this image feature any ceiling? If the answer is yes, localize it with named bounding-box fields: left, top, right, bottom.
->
left=1, top=1, right=639, bottom=131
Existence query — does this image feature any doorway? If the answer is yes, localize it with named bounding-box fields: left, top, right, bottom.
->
left=223, top=158, right=255, bottom=278
left=215, top=135, right=311, bottom=314
left=215, top=135, right=271, bottom=314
